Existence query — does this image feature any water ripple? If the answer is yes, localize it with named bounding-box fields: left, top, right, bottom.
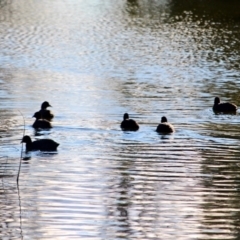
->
left=1, top=0, right=240, bottom=239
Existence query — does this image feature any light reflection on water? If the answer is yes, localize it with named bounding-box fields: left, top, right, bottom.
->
left=1, top=0, right=240, bottom=239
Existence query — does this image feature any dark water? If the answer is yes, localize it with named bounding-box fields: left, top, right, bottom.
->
left=1, top=0, right=240, bottom=239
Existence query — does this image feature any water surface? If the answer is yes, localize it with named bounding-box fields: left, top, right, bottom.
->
left=1, top=0, right=240, bottom=239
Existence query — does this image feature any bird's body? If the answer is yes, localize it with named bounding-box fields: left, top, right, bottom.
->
left=38, top=109, right=54, bottom=121
left=32, top=112, right=52, bottom=129
left=213, top=97, right=237, bottom=113
left=120, top=113, right=139, bottom=131
left=35, top=101, right=54, bottom=121
left=21, top=135, right=59, bottom=152
left=156, top=116, right=174, bottom=133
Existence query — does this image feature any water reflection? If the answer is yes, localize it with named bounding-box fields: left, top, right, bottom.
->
left=126, top=0, right=139, bottom=16
left=200, top=144, right=240, bottom=239
left=170, top=0, right=240, bottom=20
left=100, top=138, right=204, bottom=239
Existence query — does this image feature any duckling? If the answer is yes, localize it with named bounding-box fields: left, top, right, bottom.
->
left=213, top=97, right=237, bottom=113
left=21, top=135, right=59, bottom=152
left=156, top=116, right=174, bottom=133
left=32, top=112, right=52, bottom=129
left=34, top=101, right=54, bottom=121
left=120, top=113, right=139, bottom=131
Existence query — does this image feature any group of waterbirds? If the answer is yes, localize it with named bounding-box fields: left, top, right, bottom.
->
left=121, top=97, right=237, bottom=131
left=21, top=101, right=59, bottom=152
left=21, top=97, right=237, bottom=152
left=121, top=113, right=175, bottom=133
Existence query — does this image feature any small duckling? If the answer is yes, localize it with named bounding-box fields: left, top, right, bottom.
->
left=156, top=116, right=174, bottom=133
left=120, top=113, right=139, bottom=131
left=34, top=101, right=54, bottom=121
left=21, top=135, right=59, bottom=152
left=213, top=97, right=237, bottom=113
left=32, top=112, right=52, bottom=129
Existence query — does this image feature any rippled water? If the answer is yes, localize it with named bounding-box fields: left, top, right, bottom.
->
left=1, top=0, right=240, bottom=239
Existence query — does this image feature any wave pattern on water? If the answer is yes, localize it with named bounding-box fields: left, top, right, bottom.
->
left=1, top=0, right=240, bottom=239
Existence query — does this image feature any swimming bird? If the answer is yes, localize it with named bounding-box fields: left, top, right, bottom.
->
left=34, top=101, right=54, bottom=121
left=21, top=135, right=59, bottom=152
left=213, top=97, right=237, bottom=113
left=120, top=113, right=139, bottom=131
left=32, top=112, right=52, bottom=129
left=156, top=116, right=174, bottom=133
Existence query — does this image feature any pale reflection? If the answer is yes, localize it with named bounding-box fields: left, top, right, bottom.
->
left=200, top=145, right=240, bottom=239
left=101, top=140, right=204, bottom=239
